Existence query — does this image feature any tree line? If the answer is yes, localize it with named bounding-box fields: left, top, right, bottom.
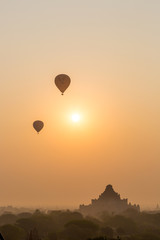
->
left=0, top=208, right=160, bottom=240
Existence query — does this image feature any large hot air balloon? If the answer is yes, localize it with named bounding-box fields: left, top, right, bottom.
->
left=33, top=120, right=44, bottom=133
left=55, top=74, right=71, bottom=95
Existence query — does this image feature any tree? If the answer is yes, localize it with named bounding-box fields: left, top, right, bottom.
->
left=28, top=228, right=41, bottom=240
left=0, top=214, right=17, bottom=225
left=108, top=215, right=137, bottom=234
left=48, top=232, right=57, bottom=240
left=16, top=218, right=36, bottom=232
left=0, top=224, right=26, bottom=240
left=60, top=220, right=99, bottom=240
left=101, top=226, right=114, bottom=238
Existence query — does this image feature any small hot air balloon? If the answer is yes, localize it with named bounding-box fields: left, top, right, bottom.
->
left=33, top=120, right=44, bottom=133
left=55, top=74, right=71, bottom=95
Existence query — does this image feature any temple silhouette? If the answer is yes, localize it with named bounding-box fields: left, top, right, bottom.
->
left=79, top=185, right=140, bottom=216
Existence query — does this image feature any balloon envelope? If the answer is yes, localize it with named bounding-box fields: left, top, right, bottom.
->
left=33, top=120, right=44, bottom=133
left=55, top=74, right=71, bottom=95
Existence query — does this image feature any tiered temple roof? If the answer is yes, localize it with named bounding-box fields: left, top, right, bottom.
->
left=79, top=185, right=140, bottom=216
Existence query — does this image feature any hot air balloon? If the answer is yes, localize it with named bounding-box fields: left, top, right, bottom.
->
left=33, top=120, right=44, bottom=133
left=55, top=74, right=71, bottom=95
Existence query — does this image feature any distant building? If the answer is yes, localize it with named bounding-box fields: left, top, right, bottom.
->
left=79, top=185, right=140, bottom=216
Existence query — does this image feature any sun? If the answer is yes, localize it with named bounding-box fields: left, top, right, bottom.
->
left=71, top=113, right=81, bottom=122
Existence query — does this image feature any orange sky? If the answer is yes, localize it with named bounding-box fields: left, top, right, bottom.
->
left=0, top=0, right=160, bottom=209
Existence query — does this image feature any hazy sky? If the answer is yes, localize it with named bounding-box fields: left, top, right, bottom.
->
left=0, top=0, right=160, bottom=209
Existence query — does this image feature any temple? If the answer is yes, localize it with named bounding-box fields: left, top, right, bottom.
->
left=79, top=185, right=140, bottom=216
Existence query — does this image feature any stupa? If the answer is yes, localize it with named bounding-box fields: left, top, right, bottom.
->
left=79, top=185, right=140, bottom=216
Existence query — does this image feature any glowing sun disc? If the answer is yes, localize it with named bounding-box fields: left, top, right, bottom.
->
left=71, top=113, right=80, bottom=122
